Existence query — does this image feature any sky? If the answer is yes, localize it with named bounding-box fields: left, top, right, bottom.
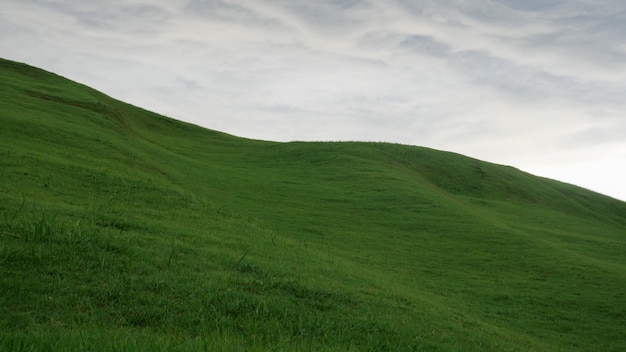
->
left=2, top=0, right=626, bottom=201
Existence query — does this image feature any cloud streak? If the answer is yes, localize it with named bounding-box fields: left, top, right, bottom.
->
left=1, top=0, right=625, bottom=200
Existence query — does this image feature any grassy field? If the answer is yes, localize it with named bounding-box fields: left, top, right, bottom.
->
left=1, top=57, right=625, bottom=351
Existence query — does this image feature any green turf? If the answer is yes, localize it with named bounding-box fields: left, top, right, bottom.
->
left=1, top=57, right=625, bottom=351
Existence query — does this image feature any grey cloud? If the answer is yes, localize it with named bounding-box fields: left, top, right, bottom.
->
left=497, top=0, right=563, bottom=12
left=185, top=0, right=253, bottom=19
left=449, top=50, right=552, bottom=100
left=13, top=1, right=171, bottom=31
left=327, top=0, right=366, bottom=9
left=77, top=4, right=171, bottom=30
left=357, top=31, right=405, bottom=51
left=501, top=1, right=626, bottom=68
left=393, top=0, right=626, bottom=82
left=522, top=9, right=626, bottom=67
left=184, top=0, right=282, bottom=28
left=399, top=35, right=451, bottom=57
left=280, top=0, right=367, bottom=11
left=461, top=1, right=528, bottom=25
left=448, top=49, right=626, bottom=106
left=394, top=0, right=524, bottom=26
left=270, top=0, right=376, bottom=33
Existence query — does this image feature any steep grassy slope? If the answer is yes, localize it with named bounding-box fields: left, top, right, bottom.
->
left=1, top=57, right=625, bottom=351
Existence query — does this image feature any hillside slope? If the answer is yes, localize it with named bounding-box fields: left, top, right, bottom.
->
left=1, top=57, right=625, bottom=351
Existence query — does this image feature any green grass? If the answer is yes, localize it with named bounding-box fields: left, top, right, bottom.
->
left=1, top=57, right=625, bottom=351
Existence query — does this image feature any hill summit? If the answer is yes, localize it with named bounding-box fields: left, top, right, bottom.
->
left=1, top=57, right=625, bottom=351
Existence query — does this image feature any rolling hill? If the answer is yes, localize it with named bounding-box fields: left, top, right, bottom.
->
left=1, top=57, right=625, bottom=351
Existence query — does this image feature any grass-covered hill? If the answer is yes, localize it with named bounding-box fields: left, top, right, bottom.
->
left=1, top=57, right=625, bottom=351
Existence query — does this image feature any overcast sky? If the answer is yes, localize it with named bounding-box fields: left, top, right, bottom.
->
left=2, top=0, right=626, bottom=201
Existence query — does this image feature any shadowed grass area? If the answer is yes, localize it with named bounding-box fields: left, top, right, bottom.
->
left=1, top=57, right=625, bottom=351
